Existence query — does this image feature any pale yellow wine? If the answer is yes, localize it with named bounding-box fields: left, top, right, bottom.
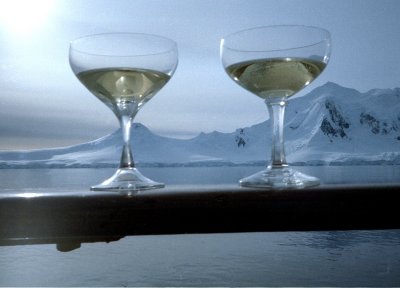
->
left=226, top=58, right=326, bottom=99
left=78, top=68, right=170, bottom=105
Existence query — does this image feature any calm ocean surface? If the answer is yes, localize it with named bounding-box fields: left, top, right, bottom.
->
left=0, top=166, right=399, bottom=286
left=0, top=165, right=399, bottom=189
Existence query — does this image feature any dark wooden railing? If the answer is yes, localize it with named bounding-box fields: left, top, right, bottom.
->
left=1, top=184, right=399, bottom=251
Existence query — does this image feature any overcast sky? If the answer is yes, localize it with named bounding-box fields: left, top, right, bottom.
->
left=1, top=0, right=400, bottom=150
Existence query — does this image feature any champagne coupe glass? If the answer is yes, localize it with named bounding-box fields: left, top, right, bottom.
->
left=69, top=33, right=178, bottom=192
left=221, top=25, right=331, bottom=188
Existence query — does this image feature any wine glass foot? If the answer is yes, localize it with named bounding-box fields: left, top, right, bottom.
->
left=239, top=165, right=320, bottom=189
left=91, top=167, right=164, bottom=193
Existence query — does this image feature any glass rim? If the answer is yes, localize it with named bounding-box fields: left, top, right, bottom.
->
left=221, top=25, right=331, bottom=53
left=69, top=32, right=178, bottom=57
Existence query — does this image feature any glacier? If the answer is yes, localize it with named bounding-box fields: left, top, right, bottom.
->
left=0, top=82, right=399, bottom=168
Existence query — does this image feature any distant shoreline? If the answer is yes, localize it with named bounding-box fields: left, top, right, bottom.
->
left=0, top=160, right=399, bottom=169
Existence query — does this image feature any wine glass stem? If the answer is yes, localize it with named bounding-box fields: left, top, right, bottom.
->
left=266, top=98, right=288, bottom=168
left=119, top=115, right=135, bottom=169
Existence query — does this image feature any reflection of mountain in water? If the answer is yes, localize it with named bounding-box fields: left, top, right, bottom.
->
left=1, top=82, right=400, bottom=167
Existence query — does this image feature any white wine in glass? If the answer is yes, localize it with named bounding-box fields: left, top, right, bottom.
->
left=221, top=25, right=331, bottom=188
left=69, top=33, right=178, bottom=192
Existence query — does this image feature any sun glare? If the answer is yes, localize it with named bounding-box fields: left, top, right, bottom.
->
left=0, top=0, right=54, bottom=36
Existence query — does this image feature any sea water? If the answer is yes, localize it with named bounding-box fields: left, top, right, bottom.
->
left=0, top=165, right=399, bottom=189
left=0, top=166, right=399, bottom=286
left=0, top=230, right=399, bottom=286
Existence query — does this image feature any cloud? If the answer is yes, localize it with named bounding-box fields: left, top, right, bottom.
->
left=0, top=85, right=118, bottom=149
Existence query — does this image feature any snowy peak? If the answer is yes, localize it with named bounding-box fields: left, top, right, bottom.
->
left=288, top=82, right=400, bottom=142
left=284, top=82, right=400, bottom=163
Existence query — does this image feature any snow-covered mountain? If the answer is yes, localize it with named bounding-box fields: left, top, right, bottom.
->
left=1, top=82, right=400, bottom=167
left=285, top=82, right=400, bottom=164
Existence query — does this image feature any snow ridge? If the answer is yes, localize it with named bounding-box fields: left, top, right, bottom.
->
left=1, top=82, right=400, bottom=167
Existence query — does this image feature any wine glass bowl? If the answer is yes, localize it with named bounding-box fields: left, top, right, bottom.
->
left=221, top=25, right=331, bottom=188
left=69, top=33, right=178, bottom=192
